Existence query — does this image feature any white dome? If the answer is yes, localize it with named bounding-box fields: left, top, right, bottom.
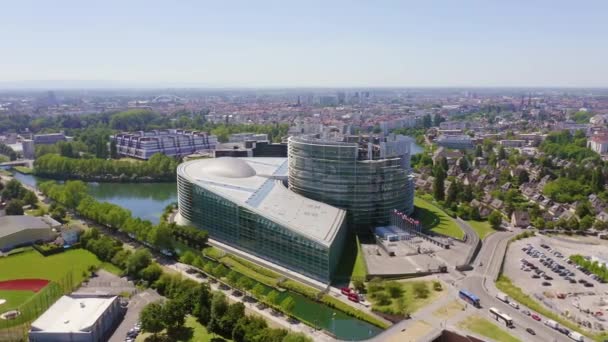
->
left=203, top=157, right=256, bottom=178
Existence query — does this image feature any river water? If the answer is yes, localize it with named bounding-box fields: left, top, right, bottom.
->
left=10, top=171, right=386, bottom=340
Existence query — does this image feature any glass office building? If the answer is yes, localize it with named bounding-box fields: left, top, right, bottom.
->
left=177, top=157, right=347, bottom=283
left=288, top=134, right=415, bottom=232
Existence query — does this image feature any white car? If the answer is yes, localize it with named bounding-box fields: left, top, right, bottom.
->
left=509, top=301, right=520, bottom=309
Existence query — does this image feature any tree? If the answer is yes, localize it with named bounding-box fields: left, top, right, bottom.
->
left=580, top=216, right=595, bottom=230
left=22, top=190, right=38, bottom=207
left=488, top=210, right=502, bottom=229
left=180, top=251, right=196, bottom=265
left=227, top=270, right=241, bottom=285
left=126, top=249, right=152, bottom=277
left=413, top=282, right=430, bottom=299
left=498, top=146, right=507, bottom=160
left=208, top=292, right=229, bottom=334
left=352, top=280, right=365, bottom=293
left=266, top=290, right=280, bottom=307
left=422, top=114, right=432, bottom=128
left=475, top=145, right=483, bottom=157
left=433, top=114, right=443, bottom=127
left=280, top=296, right=295, bottom=314
left=140, top=263, right=163, bottom=283
left=236, top=277, right=254, bottom=292
left=433, top=169, right=446, bottom=201
left=592, top=168, right=604, bottom=193
left=140, top=302, right=165, bottom=336
left=576, top=200, right=593, bottom=219
left=458, top=157, right=469, bottom=172
left=193, top=283, right=212, bottom=325
left=5, top=199, right=24, bottom=215
left=470, top=206, right=481, bottom=221
left=110, top=140, right=118, bottom=159
left=517, top=170, right=529, bottom=185
left=162, top=298, right=187, bottom=333
left=251, top=283, right=266, bottom=299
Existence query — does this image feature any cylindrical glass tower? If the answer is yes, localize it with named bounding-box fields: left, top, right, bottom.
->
left=288, top=134, right=414, bottom=232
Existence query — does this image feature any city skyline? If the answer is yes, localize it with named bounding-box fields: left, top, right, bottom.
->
left=2, top=0, right=608, bottom=88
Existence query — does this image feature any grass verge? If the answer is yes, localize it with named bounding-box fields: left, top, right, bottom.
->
left=101, top=262, right=123, bottom=276
left=458, top=315, right=520, bottom=342
left=220, top=255, right=281, bottom=287
left=352, top=235, right=368, bottom=281
left=466, top=219, right=496, bottom=240
left=320, top=295, right=391, bottom=329
left=12, top=166, right=33, bottom=174
left=414, top=197, right=464, bottom=239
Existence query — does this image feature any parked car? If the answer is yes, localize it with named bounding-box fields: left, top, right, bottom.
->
left=542, top=281, right=552, bottom=286
left=585, top=283, right=595, bottom=287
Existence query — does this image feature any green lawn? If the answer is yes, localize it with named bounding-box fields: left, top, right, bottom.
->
left=0, top=249, right=100, bottom=285
left=101, top=262, right=123, bottom=276
left=466, top=219, right=496, bottom=240
left=458, top=315, right=520, bottom=342
left=351, top=235, right=368, bottom=281
left=414, top=197, right=464, bottom=239
left=220, top=255, right=281, bottom=287
left=136, top=315, right=231, bottom=342
left=12, top=166, right=33, bottom=174
left=368, top=280, right=443, bottom=316
left=0, top=290, right=34, bottom=310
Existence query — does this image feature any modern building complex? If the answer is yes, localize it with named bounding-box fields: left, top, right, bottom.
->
left=33, top=133, right=69, bottom=145
left=214, top=140, right=287, bottom=158
left=288, top=134, right=415, bottom=231
left=436, top=134, right=475, bottom=150
left=111, top=129, right=218, bottom=159
left=29, top=294, right=122, bottom=342
left=176, top=157, right=347, bottom=283
left=0, top=216, right=61, bottom=251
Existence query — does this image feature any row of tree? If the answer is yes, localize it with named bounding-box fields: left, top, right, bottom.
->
left=569, top=255, right=608, bottom=282
left=38, top=180, right=205, bottom=252
left=0, top=143, right=17, bottom=161
left=1, top=179, right=38, bottom=215
left=142, top=274, right=310, bottom=342
left=34, top=153, right=178, bottom=181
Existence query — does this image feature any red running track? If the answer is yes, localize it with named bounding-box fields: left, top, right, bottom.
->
left=0, top=279, right=49, bottom=292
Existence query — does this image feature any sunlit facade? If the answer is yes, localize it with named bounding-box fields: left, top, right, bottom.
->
left=288, top=134, right=415, bottom=232
left=177, top=157, right=347, bottom=283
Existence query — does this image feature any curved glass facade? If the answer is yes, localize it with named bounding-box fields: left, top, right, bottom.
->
left=177, top=174, right=346, bottom=283
left=288, top=136, right=414, bottom=232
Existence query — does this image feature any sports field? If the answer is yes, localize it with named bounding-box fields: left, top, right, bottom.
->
left=0, top=249, right=100, bottom=284
left=0, top=249, right=100, bottom=328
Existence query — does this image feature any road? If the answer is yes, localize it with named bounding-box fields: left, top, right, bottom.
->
left=461, top=231, right=568, bottom=342
left=455, top=217, right=480, bottom=266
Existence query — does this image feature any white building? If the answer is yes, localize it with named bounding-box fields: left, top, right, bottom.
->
left=29, top=294, right=122, bottom=342
left=587, top=133, right=608, bottom=155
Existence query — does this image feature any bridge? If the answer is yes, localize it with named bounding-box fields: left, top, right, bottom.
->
left=0, top=159, right=34, bottom=168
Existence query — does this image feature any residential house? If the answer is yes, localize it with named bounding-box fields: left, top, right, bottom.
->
left=511, top=210, right=531, bottom=228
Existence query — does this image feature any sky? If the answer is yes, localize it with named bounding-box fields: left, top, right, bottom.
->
left=1, top=0, right=608, bottom=88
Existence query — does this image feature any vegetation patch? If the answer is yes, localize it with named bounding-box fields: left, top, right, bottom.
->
left=220, top=255, right=281, bottom=287
left=414, top=197, right=464, bottom=239
left=457, top=315, right=520, bottom=342
left=466, top=219, right=496, bottom=240
left=12, top=166, right=33, bottom=174
left=367, top=279, right=443, bottom=317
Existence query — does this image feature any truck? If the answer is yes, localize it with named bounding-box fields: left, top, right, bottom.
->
left=496, top=292, right=510, bottom=303
left=544, top=319, right=559, bottom=329
left=568, top=331, right=584, bottom=342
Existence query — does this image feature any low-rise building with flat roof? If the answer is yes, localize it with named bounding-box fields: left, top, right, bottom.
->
left=29, top=294, right=122, bottom=342
left=0, top=216, right=60, bottom=251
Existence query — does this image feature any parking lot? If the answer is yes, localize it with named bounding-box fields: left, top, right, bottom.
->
left=504, top=236, right=608, bottom=333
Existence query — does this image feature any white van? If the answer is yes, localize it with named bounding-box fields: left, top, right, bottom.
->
left=496, top=292, right=509, bottom=303
left=568, top=331, right=584, bottom=342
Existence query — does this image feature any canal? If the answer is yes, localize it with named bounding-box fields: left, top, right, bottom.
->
left=10, top=172, right=386, bottom=340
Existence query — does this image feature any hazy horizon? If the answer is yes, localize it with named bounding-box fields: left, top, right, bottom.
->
left=2, top=1, right=608, bottom=88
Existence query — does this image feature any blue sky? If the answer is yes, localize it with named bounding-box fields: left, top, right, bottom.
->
left=2, top=0, right=607, bottom=87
